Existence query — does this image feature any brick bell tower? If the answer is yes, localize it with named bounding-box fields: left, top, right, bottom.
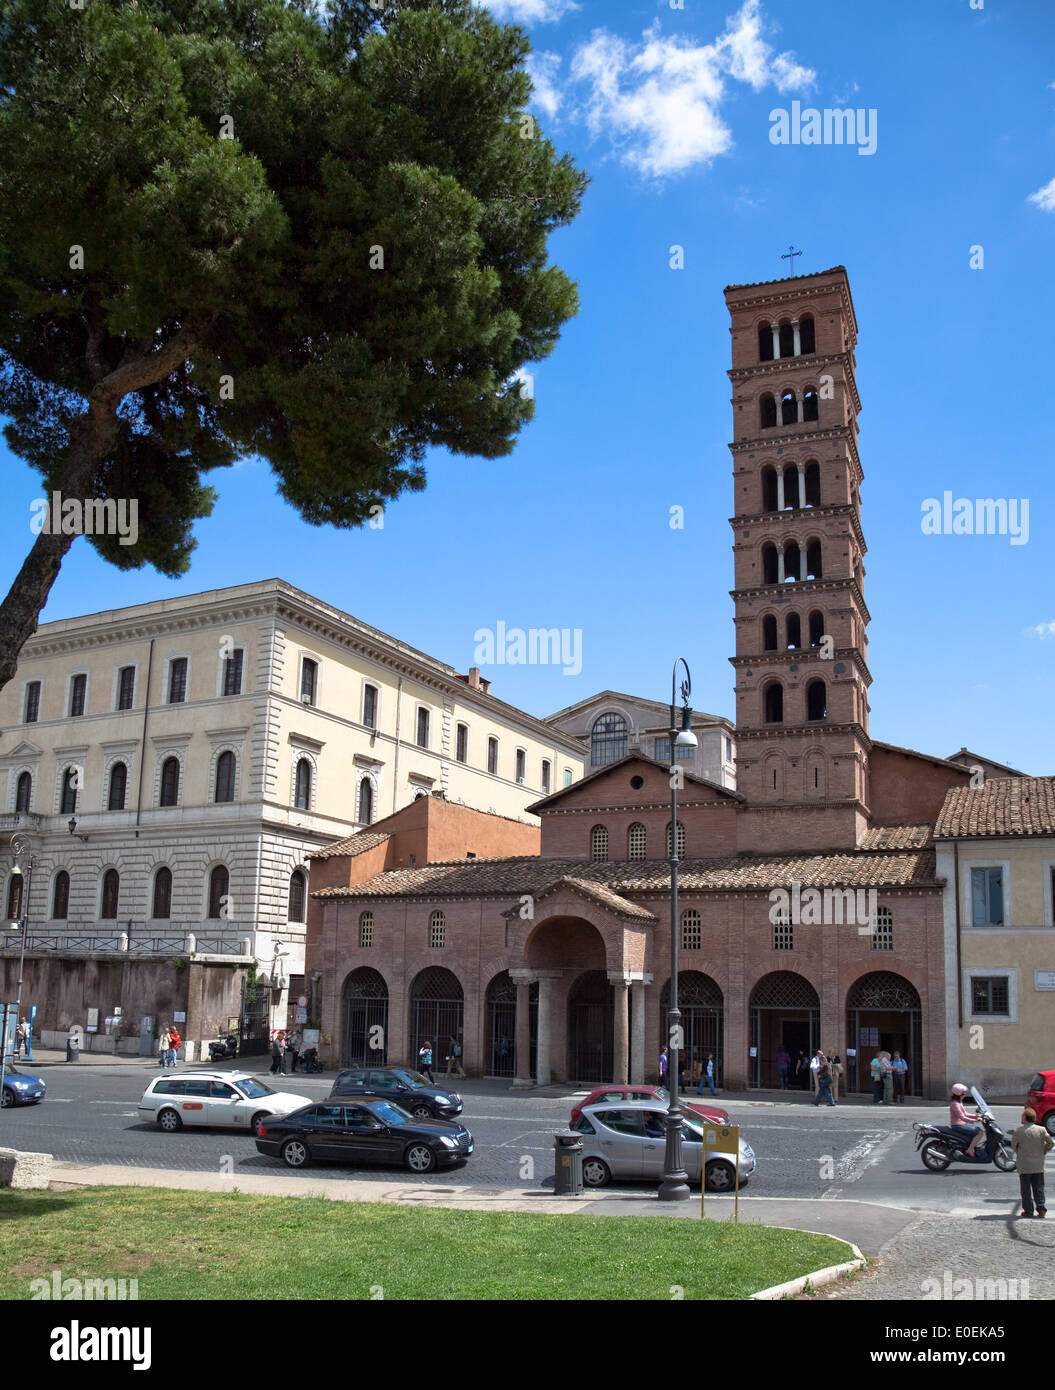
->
left=724, top=266, right=872, bottom=853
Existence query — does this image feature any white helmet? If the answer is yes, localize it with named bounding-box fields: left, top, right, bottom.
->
left=951, top=1083, right=969, bottom=1097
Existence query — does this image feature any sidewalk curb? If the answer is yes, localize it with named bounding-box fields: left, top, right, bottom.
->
left=750, top=1233, right=865, bottom=1300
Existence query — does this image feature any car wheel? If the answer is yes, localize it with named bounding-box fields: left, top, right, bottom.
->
left=158, top=1107, right=182, bottom=1132
left=405, top=1143, right=437, bottom=1173
left=704, top=1160, right=735, bottom=1194
left=0, top=1088, right=13, bottom=1109
left=251, top=1112, right=270, bottom=1137
left=1045, top=1113, right=1055, bottom=1138
left=410, top=1104, right=433, bottom=1120
left=281, top=1138, right=309, bottom=1168
left=994, top=1142, right=1017, bottom=1173
left=920, top=1139, right=951, bottom=1172
left=582, top=1157, right=611, bottom=1187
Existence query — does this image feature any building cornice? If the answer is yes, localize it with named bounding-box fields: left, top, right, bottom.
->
left=730, top=648, right=874, bottom=687
left=728, top=350, right=862, bottom=415
left=730, top=502, right=867, bottom=558
left=730, top=425, right=863, bottom=487
left=729, top=575, right=872, bottom=628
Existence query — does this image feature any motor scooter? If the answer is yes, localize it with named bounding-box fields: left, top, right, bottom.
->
left=207, top=1033, right=238, bottom=1063
left=913, top=1085, right=1016, bottom=1172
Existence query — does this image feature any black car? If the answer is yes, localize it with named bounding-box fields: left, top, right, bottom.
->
left=255, top=1099, right=474, bottom=1173
left=329, top=1067, right=462, bottom=1120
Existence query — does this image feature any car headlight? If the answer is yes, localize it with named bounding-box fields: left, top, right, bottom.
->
left=439, top=1136, right=458, bottom=1147
left=10, top=1079, right=30, bottom=1089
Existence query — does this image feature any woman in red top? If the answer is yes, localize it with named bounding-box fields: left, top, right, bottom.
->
left=949, top=1083, right=982, bottom=1158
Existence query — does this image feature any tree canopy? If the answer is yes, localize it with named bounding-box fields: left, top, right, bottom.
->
left=0, top=0, right=587, bottom=686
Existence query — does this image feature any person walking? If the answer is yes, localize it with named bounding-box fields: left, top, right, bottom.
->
left=16, top=1016, right=29, bottom=1058
left=269, top=1032, right=282, bottom=1075
left=870, top=1053, right=883, bottom=1104
left=289, top=1030, right=300, bottom=1073
left=811, top=1051, right=836, bottom=1107
left=830, top=1054, right=844, bottom=1103
left=794, top=1050, right=809, bottom=1091
left=881, top=1052, right=894, bottom=1106
left=892, top=1051, right=908, bottom=1102
left=658, top=1047, right=669, bottom=1087
left=157, top=1027, right=171, bottom=1069
left=446, top=1035, right=464, bottom=1078
left=809, top=1049, right=821, bottom=1097
left=697, top=1052, right=718, bottom=1098
left=776, top=1046, right=790, bottom=1091
left=418, top=1039, right=434, bottom=1083
left=1012, top=1107, right=1053, bottom=1218
left=167, top=1024, right=181, bottom=1069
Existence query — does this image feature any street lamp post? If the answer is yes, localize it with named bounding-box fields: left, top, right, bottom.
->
left=658, top=659, right=699, bottom=1202
left=1, top=834, right=35, bottom=1102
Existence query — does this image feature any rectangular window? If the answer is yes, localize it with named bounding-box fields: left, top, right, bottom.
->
left=416, top=707, right=429, bottom=748
left=168, top=658, right=188, bottom=704
left=541, top=760, right=551, bottom=793
left=971, top=867, right=1004, bottom=927
left=773, top=917, right=794, bottom=951
left=117, top=666, right=135, bottom=710
left=675, top=742, right=694, bottom=761
left=655, top=736, right=670, bottom=762
left=363, top=684, right=377, bottom=729
left=300, top=658, right=317, bottom=706
left=971, top=976, right=1010, bottom=1015
left=222, top=649, right=244, bottom=697
left=515, top=749, right=526, bottom=783
left=69, top=674, right=87, bottom=717
left=871, top=908, right=894, bottom=952
left=24, top=682, right=40, bottom=724
left=456, top=724, right=468, bottom=763
left=487, top=738, right=498, bottom=775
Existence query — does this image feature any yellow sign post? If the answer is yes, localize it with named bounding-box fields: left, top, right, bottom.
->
left=700, top=1122, right=740, bottom=1222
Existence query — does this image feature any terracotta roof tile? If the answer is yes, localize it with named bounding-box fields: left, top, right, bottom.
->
left=858, top=825, right=933, bottom=851
left=935, top=777, right=1055, bottom=839
left=309, top=831, right=390, bottom=861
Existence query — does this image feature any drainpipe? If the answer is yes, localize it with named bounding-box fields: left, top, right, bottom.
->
left=954, top=840, right=963, bottom=1029
left=134, top=640, right=155, bottom=836
left=392, top=675, right=403, bottom=815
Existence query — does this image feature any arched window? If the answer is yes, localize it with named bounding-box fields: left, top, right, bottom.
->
left=358, top=779, right=373, bottom=826
left=208, top=864, right=229, bottom=920
left=761, top=465, right=778, bottom=512
left=294, top=758, right=312, bottom=810
left=429, top=910, right=446, bottom=949
left=762, top=615, right=778, bottom=651
left=666, top=821, right=686, bottom=858
left=358, top=911, right=374, bottom=948
left=591, top=825, right=609, bottom=861
left=871, top=907, right=894, bottom=952
left=804, top=461, right=821, bottom=507
left=806, top=679, right=827, bottom=721
left=628, top=823, right=646, bottom=859
left=591, top=713, right=628, bottom=767
left=758, top=322, right=775, bottom=361
left=52, top=870, right=70, bottom=921
left=288, top=869, right=306, bottom=923
left=784, top=541, right=802, bottom=582
left=808, top=610, right=825, bottom=647
left=215, top=751, right=235, bottom=803
left=60, top=766, right=78, bottom=816
left=799, top=315, right=816, bottom=355
left=802, top=388, right=819, bottom=422
left=159, top=757, right=180, bottom=807
left=681, top=908, right=702, bottom=951
left=764, top=681, right=784, bottom=724
left=6, top=874, right=23, bottom=921
left=762, top=544, right=779, bottom=585
left=778, top=321, right=795, bottom=358
left=107, top=761, right=127, bottom=811
left=780, top=390, right=798, bottom=426
left=785, top=612, right=801, bottom=650
left=487, top=738, right=499, bottom=775
left=100, top=868, right=119, bottom=920
left=15, top=771, right=31, bottom=813
left=806, top=539, right=823, bottom=580
left=760, top=393, right=777, bottom=429
left=152, top=867, right=172, bottom=920
left=782, top=463, right=799, bottom=509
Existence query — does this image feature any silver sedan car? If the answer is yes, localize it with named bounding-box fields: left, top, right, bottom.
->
left=572, top=1101, right=755, bottom=1192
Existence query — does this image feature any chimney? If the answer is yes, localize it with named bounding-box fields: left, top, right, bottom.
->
left=480, top=677, right=491, bottom=695
left=467, top=667, right=481, bottom=690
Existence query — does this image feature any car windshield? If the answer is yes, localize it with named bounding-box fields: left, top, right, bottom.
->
left=399, top=1070, right=430, bottom=1089
left=371, top=1102, right=413, bottom=1125
left=235, top=1078, right=275, bottom=1100
left=653, top=1086, right=669, bottom=1103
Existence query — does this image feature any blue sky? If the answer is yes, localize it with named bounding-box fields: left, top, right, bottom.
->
left=3, top=0, right=1053, bottom=772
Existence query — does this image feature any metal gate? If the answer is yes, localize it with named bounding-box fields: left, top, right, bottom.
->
left=748, top=971, right=820, bottom=1088
left=342, top=968, right=389, bottom=1068
left=239, top=976, right=272, bottom=1056
left=660, top=972, right=723, bottom=1085
left=409, top=967, right=464, bottom=1069
left=846, top=972, right=922, bottom=1094
left=567, top=971, right=612, bottom=1083
left=485, top=974, right=538, bottom=1077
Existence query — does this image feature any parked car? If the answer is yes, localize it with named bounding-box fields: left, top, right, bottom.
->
left=1, top=1065, right=46, bottom=1107
left=1027, top=1072, right=1055, bottom=1135
left=571, top=1084, right=728, bottom=1126
left=571, top=1101, right=755, bottom=1192
left=329, top=1067, right=462, bottom=1119
left=256, top=1098, right=474, bottom=1173
left=137, top=1072, right=311, bottom=1134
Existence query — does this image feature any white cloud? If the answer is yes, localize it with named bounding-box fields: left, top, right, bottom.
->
left=1028, top=177, right=1055, bottom=212
left=1027, top=620, right=1055, bottom=639
left=527, top=51, right=563, bottom=119
left=566, top=0, right=815, bottom=177
left=482, top=0, right=579, bottom=23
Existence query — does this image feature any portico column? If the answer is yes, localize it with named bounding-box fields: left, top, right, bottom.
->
left=792, top=317, right=801, bottom=357
left=512, top=974, right=533, bottom=1087
left=800, top=545, right=808, bottom=581
left=797, top=462, right=807, bottom=509
left=536, top=975, right=553, bottom=1086
left=630, top=978, right=649, bottom=1083
left=795, top=392, right=802, bottom=423
left=610, top=976, right=629, bottom=1085
left=777, top=548, right=785, bottom=582
left=776, top=469, right=785, bottom=511
left=770, top=324, right=780, bottom=359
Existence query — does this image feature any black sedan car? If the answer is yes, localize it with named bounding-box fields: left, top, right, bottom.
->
left=255, top=1099, right=474, bottom=1173
left=329, top=1067, right=462, bottom=1120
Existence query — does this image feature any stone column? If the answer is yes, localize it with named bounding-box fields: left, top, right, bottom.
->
left=777, top=549, right=785, bottom=583
left=792, top=318, right=801, bottom=356
left=630, top=978, right=649, bottom=1083
left=800, top=546, right=808, bottom=581
left=510, top=970, right=534, bottom=1088
left=797, top=462, right=807, bottom=508
left=536, top=975, right=553, bottom=1086
left=795, top=392, right=802, bottom=423
left=610, top=976, right=629, bottom=1085
left=776, top=469, right=785, bottom=511
left=771, top=324, right=780, bottom=359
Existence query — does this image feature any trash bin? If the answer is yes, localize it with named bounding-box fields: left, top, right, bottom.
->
left=65, top=1037, right=79, bottom=1063
left=553, top=1129, right=583, bottom=1196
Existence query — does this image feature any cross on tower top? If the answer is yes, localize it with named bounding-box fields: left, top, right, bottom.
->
left=781, top=244, right=802, bottom=275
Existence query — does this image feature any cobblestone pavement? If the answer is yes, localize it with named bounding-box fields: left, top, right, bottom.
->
left=827, top=1208, right=1055, bottom=1301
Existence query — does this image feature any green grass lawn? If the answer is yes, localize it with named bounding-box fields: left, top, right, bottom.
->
left=0, top=1187, right=849, bottom=1300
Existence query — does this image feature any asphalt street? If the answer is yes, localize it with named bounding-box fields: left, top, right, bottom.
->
left=0, top=1060, right=1036, bottom=1217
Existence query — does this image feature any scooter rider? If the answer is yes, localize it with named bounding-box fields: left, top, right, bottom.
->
left=949, top=1082, right=983, bottom=1158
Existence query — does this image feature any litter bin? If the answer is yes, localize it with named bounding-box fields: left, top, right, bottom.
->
left=65, top=1037, right=79, bottom=1063
left=553, top=1129, right=583, bottom=1196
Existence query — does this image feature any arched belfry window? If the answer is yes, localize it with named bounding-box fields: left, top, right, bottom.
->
left=806, top=679, right=828, bottom=721
left=761, top=466, right=778, bottom=512
left=778, top=321, right=795, bottom=357
left=799, top=315, right=816, bottom=355
left=760, top=394, right=777, bottom=430
left=591, top=714, right=627, bottom=767
left=804, top=461, right=821, bottom=507
left=806, top=540, right=823, bottom=580
left=780, top=390, right=798, bottom=426
left=764, top=682, right=784, bottom=724
left=763, top=544, right=779, bottom=585
left=809, top=610, right=825, bottom=647
left=762, top=615, right=778, bottom=651
left=802, top=388, right=819, bottom=422
left=786, top=612, right=801, bottom=649
left=758, top=323, right=775, bottom=362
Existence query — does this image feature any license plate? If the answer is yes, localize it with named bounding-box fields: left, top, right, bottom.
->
left=467, top=1142, right=474, bottom=1153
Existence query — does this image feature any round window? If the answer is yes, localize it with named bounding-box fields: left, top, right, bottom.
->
left=630, top=775, right=644, bottom=790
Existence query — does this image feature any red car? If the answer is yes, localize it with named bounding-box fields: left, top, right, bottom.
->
left=570, top=1084, right=728, bottom=1126
left=1027, top=1072, right=1055, bottom=1136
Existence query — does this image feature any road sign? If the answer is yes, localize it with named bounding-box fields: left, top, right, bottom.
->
left=701, top=1122, right=741, bottom=1222
left=297, top=994, right=308, bottom=1008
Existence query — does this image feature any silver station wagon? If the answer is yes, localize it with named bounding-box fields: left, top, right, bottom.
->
left=137, top=1071, right=312, bottom=1135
